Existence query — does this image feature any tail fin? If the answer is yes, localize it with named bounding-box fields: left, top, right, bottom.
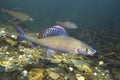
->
left=56, top=21, right=61, bottom=24
left=16, top=26, right=25, bottom=35
left=1, top=8, right=7, bottom=12
left=1, top=8, right=4, bottom=13
left=16, top=26, right=26, bottom=42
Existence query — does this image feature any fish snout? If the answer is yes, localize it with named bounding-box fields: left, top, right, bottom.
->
left=29, top=18, right=34, bottom=21
left=87, top=48, right=96, bottom=56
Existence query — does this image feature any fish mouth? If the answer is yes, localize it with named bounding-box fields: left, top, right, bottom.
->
left=93, top=49, right=96, bottom=54
left=29, top=18, right=34, bottom=21
left=87, top=49, right=96, bottom=56
left=74, top=26, right=78, bottom=28
left=91, top=49, right=96, bottom=55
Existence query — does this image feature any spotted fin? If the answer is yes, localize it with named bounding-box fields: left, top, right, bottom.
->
left=38, top=26, right=68, bottom=39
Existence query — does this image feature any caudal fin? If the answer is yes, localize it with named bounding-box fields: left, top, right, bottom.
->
left=1, top=8, right=8, bottom=13
left=16, top=26, right=25, bottom=35
left=16, top=26, right=26, bottom=42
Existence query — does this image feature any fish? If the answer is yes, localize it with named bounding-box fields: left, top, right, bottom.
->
left=1, top=8, right=34, bottom=22
left=17, top=26, right=96, bottom=57
left=38, top=25, right=68, bottom=38
left=56, top=21, right=78, bottom=29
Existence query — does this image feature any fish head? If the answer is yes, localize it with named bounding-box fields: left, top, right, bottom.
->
left=75, top=46, right=96, bottom=55
left=24, top=16, right=34, bottom=21
left=29, top=18, right=34, bottom=21
left=69, top=23, right=78, bottom=29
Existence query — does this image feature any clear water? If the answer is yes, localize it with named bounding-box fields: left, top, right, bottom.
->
left=0, top=0, right=120, bottom=31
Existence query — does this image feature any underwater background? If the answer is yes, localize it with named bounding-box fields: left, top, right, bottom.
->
left=0, top=0, right=120, bottom=31
left=0, top=0, right=120, bottom=80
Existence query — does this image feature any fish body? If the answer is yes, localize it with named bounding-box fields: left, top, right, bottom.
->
left=1, top=8, right=33, bottom=22
left=56, top=21, right=78, bottom=29
left=17, top=27, right=96, bottom=56
left=28, top=36, right=93, bottom=54
left=38, top=25, right=68, bottom=38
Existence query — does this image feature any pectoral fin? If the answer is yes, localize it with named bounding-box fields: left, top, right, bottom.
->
left=46, top=48, right=55, bottom=57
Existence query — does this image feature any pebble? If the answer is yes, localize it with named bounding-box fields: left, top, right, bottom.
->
left=76, top=74, right=85, bottom=80
left=93, top=72, right=97, bottom=76
left=99, top=61, right=104, bottom=65
left=0, top=30, right=5, bottom=34
left=49, top=71, right=60, bottom=80
left=69, top=67, right=73, bottom=71
left=21, top=70, right=28, bottom=77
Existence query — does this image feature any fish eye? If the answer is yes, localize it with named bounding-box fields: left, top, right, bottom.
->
left=86, top=48, right=88, bottom=53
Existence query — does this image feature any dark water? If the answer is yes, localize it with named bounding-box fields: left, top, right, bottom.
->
left=0, top=0, right=120, bottom=31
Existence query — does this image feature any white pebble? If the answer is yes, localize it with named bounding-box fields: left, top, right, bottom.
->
left=99, top=61, right=104, bottom=65
left=11, top=35, right=17, bottom=39
left=21, top=70, right=28, bottom=77
left=8, top=57, right=13, bottom=61
left=95, top=67, right=98, bottom=70
left=101, top=73, right=105, bottom=76
left=94, top=72, right=97, bottom=76
left=6, top=52, right=10, bottom=54
left=69, top=67, right=73, bottom=71
left=0, top=30, right=5, bottom=33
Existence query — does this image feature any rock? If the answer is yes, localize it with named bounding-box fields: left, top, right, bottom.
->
left=0, top=60, right=12, bottom=67
left=76, top=74, right=85, bottom=80
left=48, top=58, right=62, bottom=64
left=70, top=59, right=92, bottom=72
left=48, top=70, right=60, bottom=80
left=99, top=61, right=104, bottom=65
left=67, top=72, right=77, bottom=80
left=28, top=68, right=46, bottom=80
left=21, top=70, right=28, bottom=77
left=3, top=37, right=17, bottom=46
left=82, top=64, right=92, bottom=73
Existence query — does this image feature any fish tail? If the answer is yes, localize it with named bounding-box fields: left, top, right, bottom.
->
left=16, top=26, right=25, bottom=35
left=1, top=8, right=4, bottom=12
left=1, top=8, right=4, bottom=13
left=56, top=21, right=61, bottom=24
left=1, top=8, right=10, bottom=14
left=1, top=8, right=7, bottom=12
left=16, top=26, right=26, bottom=42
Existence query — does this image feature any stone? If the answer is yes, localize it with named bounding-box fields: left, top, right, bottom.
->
left=48, top=71, right=60, bottom=80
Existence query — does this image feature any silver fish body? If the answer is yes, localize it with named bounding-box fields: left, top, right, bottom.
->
left=16, top=26, right=96, bottom=56
left=26, top=35, right=96, bottom=55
